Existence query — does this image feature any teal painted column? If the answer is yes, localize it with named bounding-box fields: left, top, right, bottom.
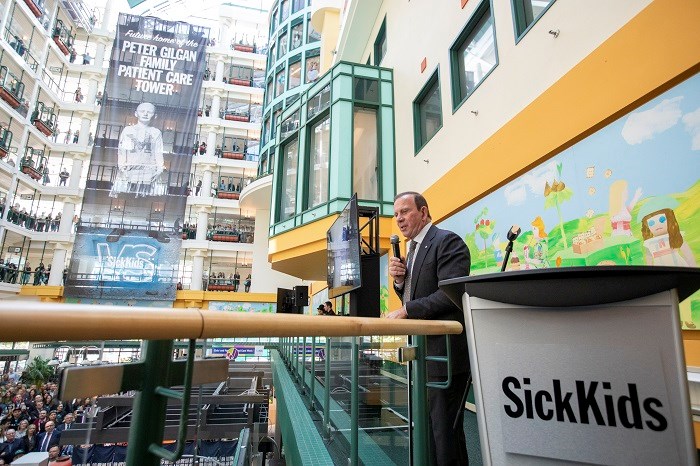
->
left=324, top=337, right=331, bottom=439
left=412, top=335, right=430, bottom=466
left=125, top=340, right=173, bottom=466
left=351, top=337, right=359, bottom=465
left=309, top=337, right=316, bottom=409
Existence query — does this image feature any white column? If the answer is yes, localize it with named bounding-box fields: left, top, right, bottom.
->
left=206, top=131, right=217, bottom=157
left=215, top=60, right=225, bottom=83
left=211, top=95, right=221, bottom=119
left=59, top=202, right=75, bottom=235
left=191, top=254, right=204, bottom=291
left=48, top=248, right=67, bottom=286
left=79, top=117, right=91, bottom=146
left=0, top=0, right=13, bottom=35
left=202, top=169, right=213, bottom=198
left=94, top=42, right=107, bottom=66
left=86, top=78, right=99, bottom=106
left=196, top=210, right=208, bottom=241
left=69, top=159, right=83, bottom=189
left=101, top=0, right=115, bottom=32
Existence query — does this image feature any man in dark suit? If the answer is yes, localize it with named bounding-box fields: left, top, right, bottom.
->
left=0, top=428, right=24, bottom=463
left=35, top=420, right=60, bottom=452
left=387, top=191, right=470, bottom=466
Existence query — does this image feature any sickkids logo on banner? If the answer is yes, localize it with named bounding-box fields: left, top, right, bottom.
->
left=65, top=14, right=208, bottom=302
left=502, top=376, right=667, bottom=431
left=495, top=343, right=680, bottom=464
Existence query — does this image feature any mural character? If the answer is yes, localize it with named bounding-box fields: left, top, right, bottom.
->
left=640, top=207, right=696, bottom=267
left=524, top=216, right=549, bottom=268
left=608, top=180, right=642, bottom=236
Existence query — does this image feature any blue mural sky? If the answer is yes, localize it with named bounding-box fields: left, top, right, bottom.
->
left=440, top=73, right=700, bottom=241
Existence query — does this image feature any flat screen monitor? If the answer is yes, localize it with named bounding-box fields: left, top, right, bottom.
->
left=327, top=194, right=362, bottom=298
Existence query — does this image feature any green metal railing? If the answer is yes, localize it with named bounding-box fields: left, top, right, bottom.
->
left=1, top=303, right=462, bottom=466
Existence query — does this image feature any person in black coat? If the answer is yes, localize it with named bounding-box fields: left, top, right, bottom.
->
left=387, top=191, right=471, bottom=466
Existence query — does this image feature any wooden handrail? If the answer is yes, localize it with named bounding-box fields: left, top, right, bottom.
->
left=0, top=303, right=463, bottom=342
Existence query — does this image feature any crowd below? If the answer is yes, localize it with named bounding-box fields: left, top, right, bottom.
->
left=180, top=223, right=254, bottom=243
left=0, top=373, right=97, bottom=464
left=204, top=272, right=252, bottom=292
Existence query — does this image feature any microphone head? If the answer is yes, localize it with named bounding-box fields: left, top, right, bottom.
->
left=506, top=225, right=521, bottom=242
left=390, top=235, right=399, bottom=244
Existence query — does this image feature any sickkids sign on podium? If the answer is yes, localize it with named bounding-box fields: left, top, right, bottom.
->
left=65, top=14, right=208, bottom=302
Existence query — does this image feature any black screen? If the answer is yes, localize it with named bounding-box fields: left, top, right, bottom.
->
left=327, top=194, right=362, bottom=298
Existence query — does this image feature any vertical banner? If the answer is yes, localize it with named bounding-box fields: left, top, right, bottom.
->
left=65, top=14, right=208, bottom=301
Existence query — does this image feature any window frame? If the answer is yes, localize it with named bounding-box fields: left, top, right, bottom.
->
left=448, top=0, right=498, bottom=112
left=512, top=0, right=557, bottom=43
left=373, top=17, right=387, bottom=66
left=276, top=135, right=300, bottom=222
left=304, top=110, right=331, bottom=210
left=412, top=68, right=443, bottom=155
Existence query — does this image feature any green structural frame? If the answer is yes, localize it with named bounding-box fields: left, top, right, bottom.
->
left=269, top=61, right=396, bottom=237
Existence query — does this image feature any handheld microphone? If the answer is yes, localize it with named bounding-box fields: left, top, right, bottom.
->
left=501, top=225, right=521, bottom=272
left=390, top=235, right=402, bottom=261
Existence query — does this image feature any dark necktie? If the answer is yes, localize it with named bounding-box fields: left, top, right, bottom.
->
left=402, top=240, right=418, bottom=303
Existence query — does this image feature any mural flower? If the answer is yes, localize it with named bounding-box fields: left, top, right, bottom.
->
left=544, top=162, right=573, bottom=248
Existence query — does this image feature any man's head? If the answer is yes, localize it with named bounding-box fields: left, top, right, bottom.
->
left=44, top=421, right=55, bottom=433
left=135, top=102, right=156, bottom=124
left=317, top=304, right=325, bottom=315
left=393, top=192, right=431, bottom=240
left=324, top=301, right=332, bottom=311
left=48, top=445, right=60, bottom=460
left=5, top=429, right=15, bottom=441
left=12, top=408, right=21, bottom=418
left=38, top=409, right=47, bottom=419
left=63, top=413, right=74, bottom=424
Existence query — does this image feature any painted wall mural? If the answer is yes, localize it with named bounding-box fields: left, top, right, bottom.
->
left=208, top=302, right=275, bottom=313
left=438, top=73, right=700, bottom=328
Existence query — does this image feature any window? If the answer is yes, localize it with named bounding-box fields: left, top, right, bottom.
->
left=373, top=18, right=386, bottom=66
left=280, top=0, right=290, bottom=22
left=292, top=0, right=304, bottom=13
left=270, top=9, right=277, bottom=35
left=450, top=1, right=497, bottom=109
left=307, top=18, right=320, bottom=43
left=307, top=116, right=330, bottom=209
left=353, top=107, right=378, bottom=199
left=513, top=0, right=555, bottom=39
left=305, top=54, right=320, bottom=83
left=413, top=71, right=442, bottom=153
left=278, top=138, right=299, bottom=221
left=290, top=22, right=303, bottom=50
left=278, top=32, right=288, bottom=59
left=275, top=69, right=286, bottom=96
left=288, top=60, right=302, bottom=89
left=269, top=43, right=276, bottom=67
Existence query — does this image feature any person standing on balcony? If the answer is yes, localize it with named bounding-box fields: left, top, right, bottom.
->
left=387, top=191, right=471, bottom=466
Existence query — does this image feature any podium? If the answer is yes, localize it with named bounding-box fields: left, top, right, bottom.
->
left=440, top=266, right=700, bottom=465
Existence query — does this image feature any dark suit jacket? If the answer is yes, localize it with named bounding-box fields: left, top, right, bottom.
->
left=0, top=438, right=23, bottom=463
left=395, top=224, right=471, bottom=377
left=34, top=430, right=61, bottom=451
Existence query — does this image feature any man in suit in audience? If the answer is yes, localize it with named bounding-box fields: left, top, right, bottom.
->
left=35, top=421, right=61, bottom=452
left=387, top=191, right=471, bottom=466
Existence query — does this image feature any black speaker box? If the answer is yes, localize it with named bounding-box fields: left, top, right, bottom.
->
left=293, top=285, right=309, bottom=307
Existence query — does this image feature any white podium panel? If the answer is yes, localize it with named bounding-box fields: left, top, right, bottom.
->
left=464, top=290, right=696, bottom=465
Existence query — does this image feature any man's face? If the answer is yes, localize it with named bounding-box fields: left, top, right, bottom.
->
left=44, top=421, right=55, bottom=432
left=64, top=414, right=73, bottom=424
left=394, top=195, right=429, bottom=240
left=39, top=410, right=47, bottom=419
left=5, top=430, right=15, bottom=441
left=48, top=446, right=60, bottom=459
left=135, top=104, right=155, bottom=124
